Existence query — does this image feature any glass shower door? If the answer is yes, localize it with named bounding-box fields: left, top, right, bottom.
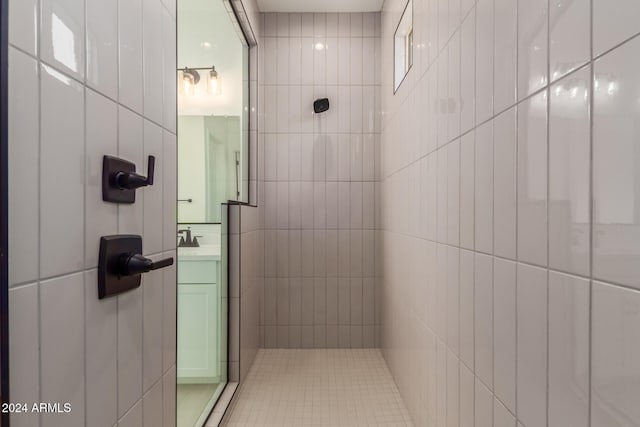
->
left=176, top=0, right=249, bottom=425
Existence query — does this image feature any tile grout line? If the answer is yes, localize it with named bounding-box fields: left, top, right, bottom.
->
left=514, top=0, right=520, bottom=422
left=546, top=0, right=552, bottom=424
left=490, top=0, right=496, bottom=417
left=36, top=0, right=43, bottom=422
left=588, top=0, right=594, bottom=425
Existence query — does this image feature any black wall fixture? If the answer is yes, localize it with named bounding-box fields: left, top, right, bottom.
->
left=313, top=98, right=330, bottom=114
left=98, top=235, right=173, bottom=299
left=102, top=155, right=155, bottom=203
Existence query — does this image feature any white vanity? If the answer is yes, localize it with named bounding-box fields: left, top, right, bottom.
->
left=177, top=244, right=222, bottom=384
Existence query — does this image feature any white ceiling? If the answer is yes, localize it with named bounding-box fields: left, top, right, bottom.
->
left=256, top=0, right=384, bottom=12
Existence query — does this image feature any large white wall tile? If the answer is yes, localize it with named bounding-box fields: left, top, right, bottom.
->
left=437, top=54, right=449, bottom=148
left=494, top=398, right=516, bottom=427
left=474, top=253, right=493, bottom=389
left=549, top=67, right=590, bottom=276
left=493, top=0, right=516, bottom=112
left=460, top=11, right=475, bottom=134
left=493, top=259, right=516, bottom=413
left=475, top=122, right=493, bottom=254
left=493, top=108, right=516, bottom=259
left=475, top=378, right=493, bottom=426
left=516, top=264, right=547, bottom=427
left=548, top=272, right=589, bottom=427
left=40, top=65, right=85, bottom=278
left=447, top=140, right=460, bottom=246
left=517, top=0, right=548, bottom=99
left=163, top=132, right=177, bottom=251
left=143, top=379, right=163, bottom=427
left=437, top=148, right=448, bottom=243
left=549, top=0, right=590, bottom=81
left=8, top=0, right=37, bottom=55
left=119, top=0, right=144, bottom=113
left=41, top=0, right=85, bottom=80
left=460, top=364, right=474, bottom=427
left=447, top=350, right=460, bottom=427
left=517, top=91, right=548, bottom=267
left=162, top=6, right=177, bottom=134
left=593, top=37, right=640, bottom=289
left=163, top=251, right=177, bottom=372
left=85, top=270, right=118, bottom=427
left=162, top=367, right=177, bottom=427
left=143, top=0, right=164, bottom=124
left=41, top=273, right=85, bottom=427
left=86, top=0, right=118, bottom=98
left=448, top=33, right=461, bottom=142
left=118, top=401, right=142, bottom=427
left=460, top=249, right=475, bottom=370
left=8, top=48, right=39, bottom=286
left=118, top=287, right=143, bottom=417
left=592, top=282, right=640, bottom=427
left=9, top=284, right=40, bottom=427
left=475, top=0, right=494, bottom=124
left=447, top=247, right=460, bottom=354
left=460, top=132, right=475, bottom=250
left=593, top=0, right=640, bottom=56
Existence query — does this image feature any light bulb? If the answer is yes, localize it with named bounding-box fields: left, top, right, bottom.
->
left=208, top=66, right=221, bottom=95
left=180, top=68, right=200, bottom=96
left=183, top=73, right=195, bottom=96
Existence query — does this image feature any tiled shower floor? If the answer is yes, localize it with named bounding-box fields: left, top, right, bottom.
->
left=223, top=349, right=413, bottom=426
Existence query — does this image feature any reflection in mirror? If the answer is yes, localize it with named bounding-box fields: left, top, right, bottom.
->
left=178, top=115, right=243, bottom=223
left=177, top=0, right=250, bottom=225
left=394, top=0, right=413, bottom=92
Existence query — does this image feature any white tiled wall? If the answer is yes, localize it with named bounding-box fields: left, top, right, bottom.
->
left=380, top=0, right=640, bottom=426
left=258, top=12, right=381, bottom=349
left=8, top=0, right=177, bottom=425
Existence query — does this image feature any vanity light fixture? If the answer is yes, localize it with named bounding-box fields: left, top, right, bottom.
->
left=177, top=66, right=221, bottom=96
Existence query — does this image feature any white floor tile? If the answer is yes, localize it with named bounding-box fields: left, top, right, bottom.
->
left=225, top=349, right=413, bottom=426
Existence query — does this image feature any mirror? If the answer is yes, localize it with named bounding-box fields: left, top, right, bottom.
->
left=177, top=0, right=250, bottom=224
left=394, top=0, right=413, bottom=92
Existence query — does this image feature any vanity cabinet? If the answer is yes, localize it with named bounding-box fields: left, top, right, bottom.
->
left=177, top=258, right=220, bottom=383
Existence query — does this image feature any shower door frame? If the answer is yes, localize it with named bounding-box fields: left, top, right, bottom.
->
left=0, top=0, right=10, bottom=424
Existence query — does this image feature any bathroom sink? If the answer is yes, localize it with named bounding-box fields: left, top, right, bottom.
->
left=178, top=244, right=221, bottom=261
